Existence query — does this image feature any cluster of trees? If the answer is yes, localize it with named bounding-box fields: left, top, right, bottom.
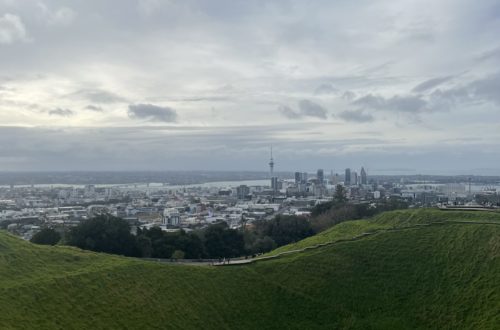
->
left=135, top=222, right=245, bottom=259
left=245, top=215, right=313, bottom=254
left=66, top=215, right=141, bottom=256
left=29, top=214, right=314, bottom=259
left=310, top=185, right=409, bottom=232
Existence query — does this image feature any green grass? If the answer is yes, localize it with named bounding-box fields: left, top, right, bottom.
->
left=265, top=208, right=500, bottom=256
left=1, top=209, right=499, bottom=329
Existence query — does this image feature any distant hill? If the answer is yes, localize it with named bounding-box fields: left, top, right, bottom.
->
left=1, top=209, right=499, bottom=329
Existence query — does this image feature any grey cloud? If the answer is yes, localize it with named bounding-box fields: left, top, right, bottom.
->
left=48, top=108, right=74, bottom=116
left=278, top=100, right=329, bottom=120
left=298, top=99, right=328, bottom=119
left=477, top=47, right=500, bottom=62
left=0, top=125, right=400, bottom=171
left=352, top=94, right=384, bottom=109
left=429, top=86, right=470, bottom=110
left=70, top=89, right=127, bottom=103
left=1, top=125, right=499, bottom=173
left=468, top=72, right=500, bottom=105
left=181, top=96, right=232, bottom=102
left=128, top=104, right=177, bottom=122
left=386, top=96, right=428, bottom=113
left=137, top=0, right=164, bottom=17
left=278, top=105, right=301, bottom=119
left=338, top=109, right=374, bottom=123
left=314, top=83, right=338, bottom=95
left=353, top=94, right=427, bottom=113
left=37, top=3, right=76, bottom=26
left=412, top=76, right=454, bottom=93
left=342, top=91, right=356, bottom=101
left=0, top=13, right=28, bottom=44
left=84, top=105, right=103, bottom=111
left=427, top=72, right=500, bottom=108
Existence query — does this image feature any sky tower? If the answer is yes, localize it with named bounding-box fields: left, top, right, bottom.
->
left=268, top=146, right=275, bottom=177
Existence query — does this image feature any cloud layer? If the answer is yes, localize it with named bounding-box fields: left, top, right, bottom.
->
left=0, top=0, right=499, bottom=172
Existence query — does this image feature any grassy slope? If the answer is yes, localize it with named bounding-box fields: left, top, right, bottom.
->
left=1, top=209, right=499, bottom=329
left=266, top=208, right=500, bottom=256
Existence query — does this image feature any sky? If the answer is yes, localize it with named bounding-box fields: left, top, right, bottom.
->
left=0, top=0, right=500, bottom=174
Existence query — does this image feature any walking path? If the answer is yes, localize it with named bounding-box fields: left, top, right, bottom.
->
left=215, top=220, right=500, bottom=266
left=142, top=219, right=500, bottom=267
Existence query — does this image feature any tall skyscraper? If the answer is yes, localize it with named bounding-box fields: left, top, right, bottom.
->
left=352, top=171, right=358, bottom=186
left=295, top=172, right=302, bottom=184
left=345, top=168, right=351, bottom=186
left=360, top=167, right=367, bottom=185
left=317, top=169, right=324, bottom=186
left=271, top=177, right=279, bottom=193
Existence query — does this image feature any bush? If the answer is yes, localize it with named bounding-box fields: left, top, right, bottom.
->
left=171, top=250, right=185, bottom=260
left=30, top=228, right=61, bottom=246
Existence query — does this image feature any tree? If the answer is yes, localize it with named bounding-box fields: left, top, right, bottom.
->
left=250, top=236, right=277, bottom=254
left=204, top=222, right=245, bottom=258
left=171, top=250, right=185, bottom=260
left=136, top=235, right=153, bottom=257
left=265, top=215, right=314, bottom=246
left=138, top=227, right=206, bottom=259
left=333, top=184, right=348, bottom=204
left=176, top=231, right=205, bottom=259
left=311, top=185, right=349, bottom=217
left=311, top=200, right=334, bottom=217
left=310, top=204, right=358, bottom=233
left=67, top=214, right=140, bottom=257
left=30, top=228, right=61, bottom=246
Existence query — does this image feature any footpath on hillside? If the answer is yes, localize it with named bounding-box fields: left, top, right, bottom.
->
left=143, top=218, right=500, bottom=267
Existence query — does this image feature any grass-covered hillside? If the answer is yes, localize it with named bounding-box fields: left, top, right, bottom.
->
left=265, top=208, right=500, bottom=256
left=1, top=209, right=499, bottom=329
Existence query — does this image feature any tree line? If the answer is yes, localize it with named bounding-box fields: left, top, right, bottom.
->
left=31, top=213, right=315, bottom=259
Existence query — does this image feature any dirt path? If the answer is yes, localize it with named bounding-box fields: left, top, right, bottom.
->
left=143, top=220, right=500, bottom=267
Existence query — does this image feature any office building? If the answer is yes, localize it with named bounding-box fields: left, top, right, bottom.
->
left=345, top=168, right=351, bottom=186
left=236, top=185, right=250, bottom=200
left=295, top=172, right=302, bottom=184
left=271, top=177, right=279, bottom=193
left=317, top=169, right=324, bottom=186
left=360, top=167, right=367, bottom=185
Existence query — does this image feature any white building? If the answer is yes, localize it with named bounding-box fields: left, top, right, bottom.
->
left=163, top=208, right=180, bottom=226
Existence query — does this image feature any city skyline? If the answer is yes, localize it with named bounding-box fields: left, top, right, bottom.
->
left=1, top=1, right=500, bottom=173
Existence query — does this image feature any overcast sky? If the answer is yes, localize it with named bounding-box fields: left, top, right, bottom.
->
left=1, top=0, right=499, bottom=174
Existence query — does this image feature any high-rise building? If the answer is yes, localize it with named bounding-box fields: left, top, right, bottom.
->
left=271, top=177, right=279, bottom=193
left=295, top=172, right=302, bottom=184
left=345, top=168, right=351, bottom=186
left=317, top=169, right=324, bottom=186
left=302, top=172, right=308, bottom=184
left=351, top=171, right=358, bottom=186
left=236, top=185, right=250, bottom=199
left=360, top=167, right=367, bottom=185
left=331, top=173, right=340, bottom=185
